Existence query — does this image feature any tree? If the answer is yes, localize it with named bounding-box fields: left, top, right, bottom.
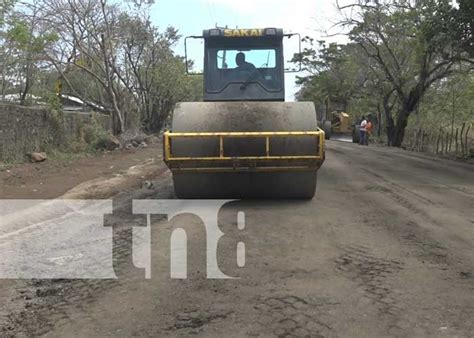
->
left=295, top=39, right=390, bottom=135
left=336, top=0, right=473, bottom=146
left=37, top=0, right=197, bottom=134
left=37, top=0, right=130, bottom=133
left=2, top=0, right=202, bottom=134
left=0, top=1, right=57, bottom=104
left=0, top=0, right=16, bottom=27
left=114, top=14, right=184, bottom=131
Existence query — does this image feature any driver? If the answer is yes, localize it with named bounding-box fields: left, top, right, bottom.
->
left=235, top=52, right=256, bottom=72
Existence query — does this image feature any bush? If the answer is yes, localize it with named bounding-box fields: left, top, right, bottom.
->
left=83, top=115, right=111, bottom=149
left=68, top=140, right=88, bottom=153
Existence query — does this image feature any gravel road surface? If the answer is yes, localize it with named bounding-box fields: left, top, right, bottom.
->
left=1, top=140, right=473, bottom=337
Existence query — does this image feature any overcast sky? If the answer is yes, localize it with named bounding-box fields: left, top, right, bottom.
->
left=149, top=0, right=347, bottom=101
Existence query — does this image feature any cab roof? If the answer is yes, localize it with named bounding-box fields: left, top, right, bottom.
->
left=203, top=28, right=284, bottom=39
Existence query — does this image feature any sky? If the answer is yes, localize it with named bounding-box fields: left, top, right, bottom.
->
left=149, top=0, right=347, bottom=101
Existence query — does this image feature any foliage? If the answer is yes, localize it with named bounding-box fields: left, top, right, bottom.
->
left=82, top=115, right=111, bottom=150
left=297, top=0, right=473, bottom=147
left=295, top=40, right=370, bottom=115
left=0, top=1, right=58, bottom=104
left=0, top=0, right=16, bottom=27
left=0, top=0, right=202, bottom=135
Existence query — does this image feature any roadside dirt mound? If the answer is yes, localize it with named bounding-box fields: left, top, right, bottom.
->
left=62, top=159, right=162, bottom=199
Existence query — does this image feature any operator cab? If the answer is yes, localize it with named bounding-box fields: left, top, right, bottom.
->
left=202, top=28, right=285, bottom=102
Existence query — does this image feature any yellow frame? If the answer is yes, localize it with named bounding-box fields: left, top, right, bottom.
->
left=163, top=129, right=325, bottom=172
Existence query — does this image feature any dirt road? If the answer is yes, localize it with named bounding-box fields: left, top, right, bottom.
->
left=1, top=141, right=473, bottom=337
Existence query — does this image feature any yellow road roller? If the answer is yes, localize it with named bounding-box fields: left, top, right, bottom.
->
left=163, top=28, right=325, bottom=198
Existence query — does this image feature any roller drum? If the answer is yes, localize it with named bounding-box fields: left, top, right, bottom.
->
left=170, top=101, right=319, bottom=199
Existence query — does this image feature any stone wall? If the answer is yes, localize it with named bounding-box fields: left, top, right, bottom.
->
left=0, top=104, right=111, bottom=162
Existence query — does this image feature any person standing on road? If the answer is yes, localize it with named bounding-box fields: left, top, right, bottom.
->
left=359, top=116, right=367, bottom=145
left=365, top=119, right=373, bottom=145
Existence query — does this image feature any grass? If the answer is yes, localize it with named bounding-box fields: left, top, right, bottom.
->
left=0, top=161, right=14, bottom=171
left=0, top=142, right=101, bottom=171
left=45, top=148, right=92, bottom=167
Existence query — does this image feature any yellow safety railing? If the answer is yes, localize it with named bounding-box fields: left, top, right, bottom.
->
left=163, top=129, right=325, bottom=172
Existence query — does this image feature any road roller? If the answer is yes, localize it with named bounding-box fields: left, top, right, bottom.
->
left=163, top=28, right=325, bottom=198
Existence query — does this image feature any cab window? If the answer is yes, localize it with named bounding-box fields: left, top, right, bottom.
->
left=216, top=49, right=276, bottom=69
left=206, top=47, right=282, bottom=93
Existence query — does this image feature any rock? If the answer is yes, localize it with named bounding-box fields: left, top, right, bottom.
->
left=131, top=140, right=139, bottom=147
left=145, top=135, right=160, bottom=145
left=96, top=134, right=121, bottom=151
left=28, top=152, right=47, bottom=163
left=141, top=181, right=154, bottom=189
left=119, top=131, right=147, bottom=145
left=139, top=142, right=148, bottom=148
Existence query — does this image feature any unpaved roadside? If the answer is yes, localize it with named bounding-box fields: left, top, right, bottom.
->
left=0, top=143, right=168, bottom=334
left=1, top=140, right=473, bottom=337
left=0, top=144, right=163, bottom=199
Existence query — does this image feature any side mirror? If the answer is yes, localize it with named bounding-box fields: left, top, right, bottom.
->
left=283, top=33, right=302, bottom=73
left=185, top=36, right=204, bottom=75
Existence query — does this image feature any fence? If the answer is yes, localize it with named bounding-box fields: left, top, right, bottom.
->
left=404, top=122, right=473, bottom=158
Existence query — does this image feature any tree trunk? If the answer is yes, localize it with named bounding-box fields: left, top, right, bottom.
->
left=455, top=128, right=459, bottom=154
left=389, top=85, right=425, bottom=148
left=421, top=131, right=426, bottom=152
left=386, top=119, right=394, bottom=146
left=376, top=107, right=382, bottom=137
left=382, top=91, right=395, bottom=146
left=460, top=122, right=466, bottom=156
left=20, top=61, right=32, bottom=105
left=440, top=131, right=445, bottom=155
left=445, top=132, right=449, bottom=154
left=391, top=109, right=409, bottom=147
left=436, top=129, right=441, bottom=154
left=449, top=130, right=453, bottom=153
left=109, top=91, right=125, bottom=135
